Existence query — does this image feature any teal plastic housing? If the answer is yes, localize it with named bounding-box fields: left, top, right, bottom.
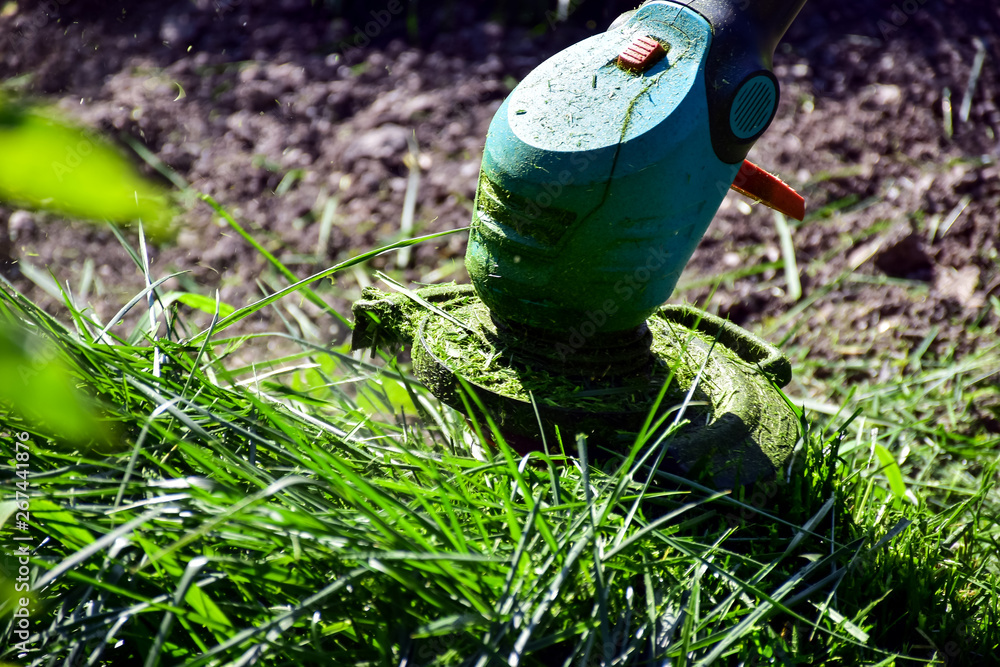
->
left=466, top=1, right=743, bottom=334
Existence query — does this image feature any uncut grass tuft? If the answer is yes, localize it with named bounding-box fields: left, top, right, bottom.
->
left=0, top=223, right=998, bottom=666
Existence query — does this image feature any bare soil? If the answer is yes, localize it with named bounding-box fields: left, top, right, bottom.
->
left=1, top=0, right=997, bottom=430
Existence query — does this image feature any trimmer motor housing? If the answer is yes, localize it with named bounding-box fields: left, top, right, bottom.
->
left=353, top=0, right=809, bottom=488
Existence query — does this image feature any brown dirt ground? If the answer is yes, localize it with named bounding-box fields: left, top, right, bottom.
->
left=1, top=0, right=998, bottom=431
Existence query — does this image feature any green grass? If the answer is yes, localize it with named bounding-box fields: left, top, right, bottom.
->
left=1, top=219, right=998, bottom=666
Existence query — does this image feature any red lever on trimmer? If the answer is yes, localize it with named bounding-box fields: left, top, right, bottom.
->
left=730, top=160, right=805, bottom=221
left=617, top=36, right=667, bottom=73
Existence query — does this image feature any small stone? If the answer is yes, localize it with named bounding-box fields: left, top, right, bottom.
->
left=934, top=266, right=983, bottom=307
left=9, top=210, right=35, bottom=236
left=870, top=84, right=902, bottom=106
left=342, top=123, right=410, bottom=165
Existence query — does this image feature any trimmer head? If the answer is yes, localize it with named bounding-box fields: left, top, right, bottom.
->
left=353, top=285, right=800, bottom=488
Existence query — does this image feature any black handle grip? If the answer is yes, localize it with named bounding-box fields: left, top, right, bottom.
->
left=685, top=0, right=807, bottom=64
left=684, top=0, right=809, bottom=163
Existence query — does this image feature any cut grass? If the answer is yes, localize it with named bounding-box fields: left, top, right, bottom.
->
left=0, top=225, right=998, bottom=666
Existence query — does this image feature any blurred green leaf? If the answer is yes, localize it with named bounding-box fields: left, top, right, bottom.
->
left=0, top=325, right=103, bottom=443
left=0, top=103, right=174, bottom=236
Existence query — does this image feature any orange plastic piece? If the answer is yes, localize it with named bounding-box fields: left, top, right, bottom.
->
left=617, top=36, right=666, bottom=73
left=730, top=160, right=806, bottom=221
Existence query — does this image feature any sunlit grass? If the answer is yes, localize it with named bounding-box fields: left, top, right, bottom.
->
left=0, top=215, right=997, bottom=665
